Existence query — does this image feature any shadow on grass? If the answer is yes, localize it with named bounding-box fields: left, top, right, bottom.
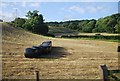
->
left=36, top=46, right=70, bottom=59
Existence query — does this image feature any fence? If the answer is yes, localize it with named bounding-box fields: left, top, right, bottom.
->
left=100, top=65, right=120, bottom=81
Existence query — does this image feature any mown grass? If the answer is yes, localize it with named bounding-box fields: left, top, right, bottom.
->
left=54, top=36, right=120, bottom=42
left=59, top=35, right=120, bottom=43
left=56, top=37, right=120, bottom=43
left=2, top=23, right=119, bottom=79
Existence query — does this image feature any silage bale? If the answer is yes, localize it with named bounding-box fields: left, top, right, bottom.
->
left=24, top=48, right=37, bottom=58
left=118, top=46, right=120, bottom=52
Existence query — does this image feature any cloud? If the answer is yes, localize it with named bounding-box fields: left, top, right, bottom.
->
left=87, top=6, right=97, bottom=12
left=69, top=6, right=85, bottom=14
left=68, top=5, right=107, bottom=15
left=87, top=6, right=104, bottom=12
left=29, top=3, right=40, bottom=7
left=61, top=8, right=65, bottom=10
left=21, top=2, right=26, bottom=7
left=12, top=8, right=18, bottom=10
left=21, top=16, right=27, bottom=19
left=0, top=11, right=2, bottom=19
left=0, top=12, right=15, bottom=21
left=86, top=6, right=110, bottom=14
left=63, top=15, right=73, bottom=20
left=0, top=3, right=8, bottom=8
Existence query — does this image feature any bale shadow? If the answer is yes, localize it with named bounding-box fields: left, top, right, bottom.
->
left=36, top=46, right=70, bottom=59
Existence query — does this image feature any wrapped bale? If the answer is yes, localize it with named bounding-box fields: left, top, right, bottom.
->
left=40, top=41, right=52, bottom=54
left=24, top=48, right=37, bottom=58
left=24, top=41, right=52, bottom=58
left=118, top=46, right=120, bottom=52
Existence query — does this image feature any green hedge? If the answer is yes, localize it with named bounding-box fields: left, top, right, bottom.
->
left=61, top=35, right=120, bottom=40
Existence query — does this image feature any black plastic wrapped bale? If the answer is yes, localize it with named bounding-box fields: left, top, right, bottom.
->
left=95, top=33, right=101, bottom=35
left=40, top=41, right=52, bottom=54
left=24, top=48, right=38, bottom=58
left=24, top=41, right=52, bottom=58
left=33, top=46, right=43, bottom=54
left=41, top=41, right=52, bottom=46
left=118, top=46, right=120, bottom=52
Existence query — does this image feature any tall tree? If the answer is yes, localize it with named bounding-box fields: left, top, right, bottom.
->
left=23, top=10, right=48, bottom=34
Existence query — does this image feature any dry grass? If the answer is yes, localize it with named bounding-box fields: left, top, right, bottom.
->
left=2, top=23, right=119, bottom=79
left=78, top=33, right=119, bottom=36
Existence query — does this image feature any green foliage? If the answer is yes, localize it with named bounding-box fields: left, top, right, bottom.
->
left=46, top=22, right=59, bottom=27
left=93, top=19, right=106, bottom=33
left=115, top=24, right=120, bottom=33
left=61, top=35, right=120, bottom=41
left=46, top=20, right=96, bottom=33
left=33, top=23, right=48, bottom=34
left=12, top=10, right=48, bottom=35
left=46, top=13, right=120, bottom=34
left=26, top=10, right=39, bottom=19
left=12, top=18, right=26, bottom=28
left=94, top=13, right=120, bottom=33
left=67, top=22, right=78, bottom=30
left=81, top=20, right=96, bottom=33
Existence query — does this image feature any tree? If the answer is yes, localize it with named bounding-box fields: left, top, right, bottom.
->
left=23, top=10, right=48, bottom=34
left=46, top=13, right=120, bottom=34
left=93, top=18, right=106, bottom=33
left=115, top=24, right=119, bottom=33
left=68, top=22, right=78, bottom=30
left=12, top=17, right=26, bottom=28
left=82, top=20, right=96, bottom=33
left=26, top=10, right=39, bottom=18
left=105, top=18, right=116, bottom=33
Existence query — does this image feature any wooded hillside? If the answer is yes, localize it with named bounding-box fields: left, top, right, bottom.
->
left=46, top=13, right=120, bottom=33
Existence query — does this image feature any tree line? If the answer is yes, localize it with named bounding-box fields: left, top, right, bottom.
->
left=46, top=13, right=120, bottom=33
left=11, top=10, right=48, bottom=35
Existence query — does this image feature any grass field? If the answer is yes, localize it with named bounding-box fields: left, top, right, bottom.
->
left=2, top=23, right=119, bottom=79
left=78, top=33, right=119, bottom=36
left=48, top=26, right=119, bottom=37
left=48, top=26, right=78, bottom=37
left=49, top=26, right=119, bottom=42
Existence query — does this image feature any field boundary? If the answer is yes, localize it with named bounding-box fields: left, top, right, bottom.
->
left=100, top=65, right=120, bottom=81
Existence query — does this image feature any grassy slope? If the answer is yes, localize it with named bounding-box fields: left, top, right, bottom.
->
left=48, top=26, right=78, bottom=37
left=2, top=23, right=119, bottom=79
left=48, top=26, right=119, bottom=36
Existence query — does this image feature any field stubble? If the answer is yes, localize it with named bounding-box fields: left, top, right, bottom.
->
left=2, top=23, right=119, bottom=79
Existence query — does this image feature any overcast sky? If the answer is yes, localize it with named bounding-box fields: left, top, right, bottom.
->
left=0, top=1, right=119, bottom=22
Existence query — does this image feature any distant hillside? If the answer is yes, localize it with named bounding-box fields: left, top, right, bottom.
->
left=48, top=26, right=78, bottom=37
left=46, top=13, right=120, bottom=33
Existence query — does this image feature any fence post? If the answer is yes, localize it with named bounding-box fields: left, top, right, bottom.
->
left=100, top=65, right=109, bottom=81
left=36, top=71, right=39, bottom=81
left=118, top=46, right=120, bottom=69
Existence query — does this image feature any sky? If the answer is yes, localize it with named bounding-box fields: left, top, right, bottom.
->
left=0, top=1, right=119, bottom=22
